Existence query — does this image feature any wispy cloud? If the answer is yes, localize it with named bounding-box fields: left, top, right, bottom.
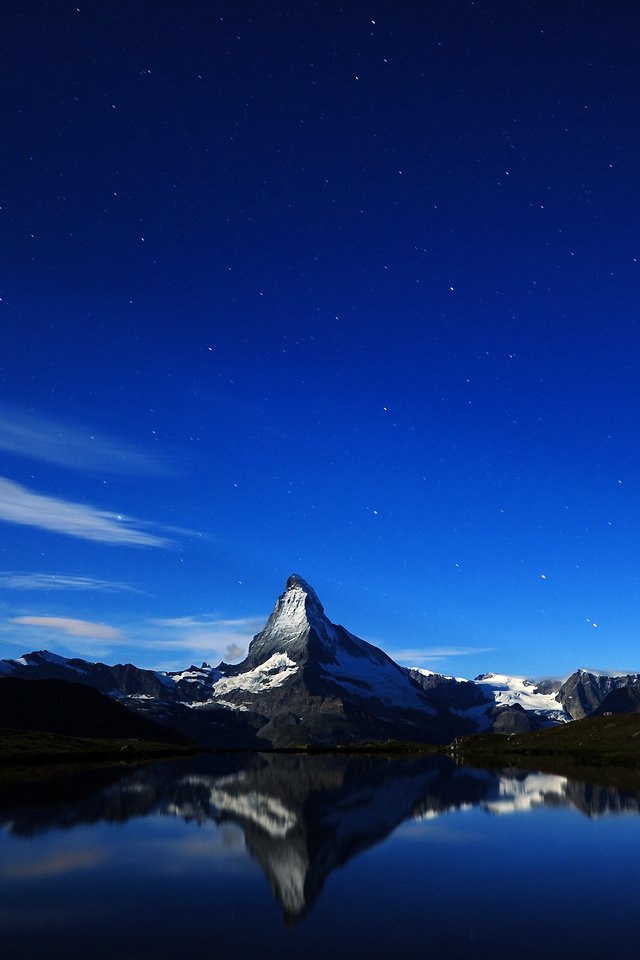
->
left=0, top=476, right=177, bottom=546
left=393, top=646, right=496, bottom=665
left=145, top=615, right=263, bottom=664
left=10, top=616, right=125, bottom=641
left=0, top=572, right=145, bottom=593
left=0, top=407, right=172, bottom=475
left=4, top=612, right=263, bottom=667
left=580, top=665, right=640, bottom=679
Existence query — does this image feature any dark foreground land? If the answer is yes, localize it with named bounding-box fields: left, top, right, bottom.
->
left=452, top=711, right=640, bottom=789
left=0, top=677, right=198, bottom=768
left=0, top=728, right=198, bottom=767
left=455, top=711, right=640, bottom=765
left=4, top=710, right=640, bottom=780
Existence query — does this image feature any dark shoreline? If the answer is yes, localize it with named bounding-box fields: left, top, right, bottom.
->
left=0, top=727, right=199, bottom=767
left=4, top=711, right=640, bottom=786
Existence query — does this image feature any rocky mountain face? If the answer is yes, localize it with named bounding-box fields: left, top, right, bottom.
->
left=208, top=574, right=472, bottom=746
left=0, top=676, right=190, bottom=744
left=485, top=703, right=540, bottom=734
left=556, top=669, right=640, bottom=719
left=409, top=668, right=570, bottom=732
left=0, top=650, right=267, bottom=747
left=594, top=683, right=640, bottom=716
left=0, top=576, right=471, bottom=747
left=2, top=574, right=640, bottom=747
left=408, top=670, right=488, bottom=711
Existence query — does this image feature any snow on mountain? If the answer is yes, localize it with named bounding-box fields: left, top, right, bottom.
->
left=20, top=650, right=75, bottom=667
left=16, top=650, right=88, bottom=673
left=243, top=573, right=390, bottom=669
left=214, top=573, right=442, bottom=733
left=3, top=574, right=640, bottom=746
left=168, top=664, right=222, bottom=686
left=473, top=673, right=569, bottom=720
left=258, top=575, right=325, bottom=644
left=412, top=666, right=467, bottom=683
left=408, top=667, right=571, bottom=732
left=441, top=673, right=570, bottom=731
left=321, top=646, right=436, bottom=712
left=212, top=653, right=299, bottom=699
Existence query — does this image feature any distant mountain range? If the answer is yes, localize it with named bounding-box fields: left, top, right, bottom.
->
left=0, top=676, right=189, bottom=745
left=2, top=573, right=640, bottom=748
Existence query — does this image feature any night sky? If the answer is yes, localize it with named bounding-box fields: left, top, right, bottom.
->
left=1, top=1, right=640, bottom=679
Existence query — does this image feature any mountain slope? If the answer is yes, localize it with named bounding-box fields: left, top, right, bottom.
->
left=3, top=574, right=640, bottom=748
left=557, top=669, right=640, bottom=719
left=210, top=574, right=468, bottom=746
left=409, top=669, right=569, bottom=732
left=0, top=575, right=470, bottom=747
left=0, top=650, right=268, bottom=749
left=0, top=677, right=190, bottom=744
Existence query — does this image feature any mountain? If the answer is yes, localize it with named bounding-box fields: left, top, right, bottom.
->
left=206, top=574, right=469, bottom=746
left=413, top=668, right=640, bottom=732
left=0, top=676, right=190, bottom=744
left=595, top=684, right=640, bottom=715
left=2, top=574, right=640, bottom=747
left=0, top=649, right=269, bottom=748
left=556, top=669, right=640, bottom=719
left=409, top=669, right=570, bottom=732
left=0, top=575, right=470, bottom=747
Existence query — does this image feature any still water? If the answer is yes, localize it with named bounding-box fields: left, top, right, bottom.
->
left=1, top=753, right=640, bottom=959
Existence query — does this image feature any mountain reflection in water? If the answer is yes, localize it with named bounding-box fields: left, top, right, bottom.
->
left=1, top=753, right=640, bottom=922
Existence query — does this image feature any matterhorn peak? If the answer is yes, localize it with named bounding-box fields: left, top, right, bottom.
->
left=284, top=573, right=324, bottom=611
left=270, top=573, right=325, bottom=633
left=241, top=574, right=333, bottom=669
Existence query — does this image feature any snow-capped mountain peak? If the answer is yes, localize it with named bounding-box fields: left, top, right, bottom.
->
left=5, top=574, right=640, bottom=747
left=213, top=575, right=445, bottom=733
left=270, top=573, right=326, bottom=636
left=242, top=573, right=339, bottom=668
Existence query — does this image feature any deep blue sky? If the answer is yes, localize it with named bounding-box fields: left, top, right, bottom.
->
left=1, top=0, right=639, bottom=679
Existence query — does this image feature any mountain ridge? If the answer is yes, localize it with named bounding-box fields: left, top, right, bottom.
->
left=2, top=574, right=639, bottom=748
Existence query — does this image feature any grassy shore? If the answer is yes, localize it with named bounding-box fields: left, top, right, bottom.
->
left=0, top=727, right=198, bottom=766
left=447, top=711, right=640, bottom=789
left=452, top=711, right=640, bottom=764
left=5, top=712, right=640, bottom=773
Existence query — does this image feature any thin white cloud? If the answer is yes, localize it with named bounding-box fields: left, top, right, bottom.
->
left=3, top=612, right=263, bottom=667
left=0, top=406, right=172, bottom=476
left=145, top=615, right=263, bottom=663
left=393, top=646, right=496, bottom=664
left=0, top=572, right=145, bottom=593
left=580, top=665, right=640, bottom=678
left=0, top=476, right=173, bottom=546
left=151, top=615, right=262, bottom=631
left=10, top=616, right=125, bottom=641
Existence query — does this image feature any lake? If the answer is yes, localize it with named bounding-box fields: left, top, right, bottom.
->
left=1, top=752, right=640, bottom=959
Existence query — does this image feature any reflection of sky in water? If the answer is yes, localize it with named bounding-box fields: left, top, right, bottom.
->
left=1, top=818, right=251, bottom=886
left=1, top=756, right=640, bottom=958
left=1, top=843, right=109, bottom=880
